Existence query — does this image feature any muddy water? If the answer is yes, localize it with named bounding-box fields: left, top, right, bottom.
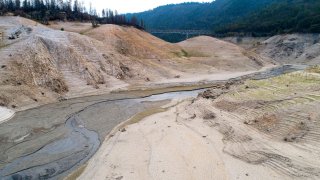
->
left=0, top=65, right=306, bottom=180
left=0, top=116, right=99, bottom=180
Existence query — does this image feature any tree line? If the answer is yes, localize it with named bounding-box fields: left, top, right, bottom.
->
left=0, top=0, right=144, bottom=29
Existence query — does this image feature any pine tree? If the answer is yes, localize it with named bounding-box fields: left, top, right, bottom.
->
left=15, top=0, right=21, bottom=9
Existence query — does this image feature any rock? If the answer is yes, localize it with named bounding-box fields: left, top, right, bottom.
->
left=9, top=25, right=32, bottom=40
left=119, top=62, right=130, bottom=74
left=203, top=112, right=216, bottom=119
left=58, top=96, right=67, bottom=102
left=116, top=72, right=125, bottom=80
left=11, top=174, right=22, bottom=180
left=116, top=176, right=123, bottom=180
left=199, top=89, right=224, bottom=99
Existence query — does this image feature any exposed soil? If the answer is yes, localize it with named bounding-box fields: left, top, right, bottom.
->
left=0, top=17, right=271, bottom=111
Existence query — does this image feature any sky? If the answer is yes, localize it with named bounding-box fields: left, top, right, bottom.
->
left=82, top=0, right=212, bottom=14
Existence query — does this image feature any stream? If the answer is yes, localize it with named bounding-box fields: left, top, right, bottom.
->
left=0, top=89, right=204, bottom=180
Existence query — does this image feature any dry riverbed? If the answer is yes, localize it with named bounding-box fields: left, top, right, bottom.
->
left=0, top=65, right=306, bottom=179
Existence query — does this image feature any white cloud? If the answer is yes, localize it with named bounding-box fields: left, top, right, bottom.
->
left=83, top=0, right=211, bottom=14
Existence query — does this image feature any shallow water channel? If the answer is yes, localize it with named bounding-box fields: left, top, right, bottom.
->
left=0, top=89, right=204, bottom=180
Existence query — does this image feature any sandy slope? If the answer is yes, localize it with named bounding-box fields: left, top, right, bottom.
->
left=178, top=36, right=272, bottom=72
left=79, top=70, right=320, bottom=180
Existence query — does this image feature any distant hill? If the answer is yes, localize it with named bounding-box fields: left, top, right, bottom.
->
left=128, top=0, right=320, bottom=41
left=216, top=0, right=320, bottom=35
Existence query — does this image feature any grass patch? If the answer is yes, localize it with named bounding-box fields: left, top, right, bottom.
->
left=0, top=42, right=10, bottom=49
left=173, top=49, right=208, bottom=58
left=64, top=163, right=88, bottom=180
left=181, top=49, right=189, bottom=57
left=306, top=65, right=320, bottom=74
left=173, top=49, right=190, bottom=58
left=124, top=107, right=167, bottom=126
left=231, top=71, right=320, bottom=101
left=186, top=50, right=209, bottom=57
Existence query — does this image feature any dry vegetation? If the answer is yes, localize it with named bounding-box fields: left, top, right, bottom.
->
left=306, top=65, right=320, bottom=73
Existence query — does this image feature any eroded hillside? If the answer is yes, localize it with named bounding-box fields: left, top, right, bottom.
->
left=0, top=17, right=271, bottom=110
left=225, top=34, right=320, bottom=65
left=255, top=34, right=320, bottom=65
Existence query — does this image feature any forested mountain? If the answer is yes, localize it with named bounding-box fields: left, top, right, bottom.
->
left=128, top=3, right=212, bottom=30
left=216, top=0, right=320, bottom=35
left=129, top=0, right=277, bottom=30
left=130, top=0, right=320, bottom=38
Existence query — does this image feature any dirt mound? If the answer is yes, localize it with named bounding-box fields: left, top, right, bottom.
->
left=85, top=24, right=182, bottom=59
left=178, top=36, right=273, bottom=71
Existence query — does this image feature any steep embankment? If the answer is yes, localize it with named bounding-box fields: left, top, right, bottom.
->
left=225, top=34, right=320, bottom=65
left=255, top=34, right=320, bottom=65
left=0, top=17, right=117, bottom=110
left=0, top=17, right=270, bottom=111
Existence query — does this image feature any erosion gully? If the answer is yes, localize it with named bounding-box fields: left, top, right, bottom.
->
left=0, top=65, right=306, bottom=180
